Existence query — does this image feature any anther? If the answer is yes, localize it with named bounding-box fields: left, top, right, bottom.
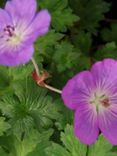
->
left=4, top=25, right=15, bottom=37
left=101, top=99, right=110, bottom=108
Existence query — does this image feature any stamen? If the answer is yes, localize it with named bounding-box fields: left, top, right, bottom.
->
left=4, top=25, right=15, bottom=37
left=90, top=91, right=110, bottom=110
left=101, top=99, right=110, bottom=108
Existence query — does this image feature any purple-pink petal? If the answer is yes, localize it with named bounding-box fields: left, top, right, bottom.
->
left=91, top=59, right=117, bottom=92
left=0, top=9, right=12, bottom=29
left=0, top=45, right=34, bottom=66
left=5, top=0, right=37, bottom=25
left=62, top=71, right=95, bottom=110
left=27, top=10, right=51, bottom=41
left=99, top=107, right=117, bottom=145
left=74, top=105, right=99, bottom=144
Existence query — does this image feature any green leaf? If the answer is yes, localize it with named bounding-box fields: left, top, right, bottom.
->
left=0, top=66, right=12, bottom=96
left=72, top=31, right=92, bottom=55
left=52, top=8, right=79, bottom=32
left=46, top=125, right=87, bottom=156
left=13, top=129, right=53, bottom=156
left=53, top=41, right=81, bottom=73
left=3, top=129, right=52, bottom=156
left=55, top=100, right=73, bottom=130
left=14, top=130, right=40, bottom=156
left=102, top=23, right=117, bottom=44
left=35, top=30, right=64, bottom=55
left=0, top=78, right=60, bottom=138
left=39, top=0, right=68, bottom=11
left=47, top=143, right=71, bottom=156
left=69, top=0, right=110, bottom=34
left=88, top=135, right=116, bottom=156
left=0, top=117, right=11, bottom=136
left=53, top=41, right=90, bottom=73
left=8, top=64, right=33, bottom=81
left=39, top=0, right=79, bottom=32
left=0, top=129, right=53, bottom=156
left=27, top=129, right=53, bottom=156
left=94, top=42, right=117, bottom=60
left=0, top=64, right=33, bottom=97
left=0, top=147, right=8, bottom=156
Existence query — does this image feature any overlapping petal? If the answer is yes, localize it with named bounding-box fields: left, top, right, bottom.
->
left=5, top=0, right=37, bottom=25
left=91, top=59, right=117, bottom=93
left=99, top=106, right=117, bottom=145
left=0, top=45, right=34, bottom=66
left=74, top=105, right=99, bottom=144
left=62, top=71, right=95, bottom=110
left=27, top=10, right=51, bottom=41
left=0, top=9, right=12, bottom=29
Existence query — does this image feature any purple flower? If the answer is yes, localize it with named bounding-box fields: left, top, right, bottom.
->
left=0, top=0, right=51, bottom=66
left=62, top=59, right=117, bottom=145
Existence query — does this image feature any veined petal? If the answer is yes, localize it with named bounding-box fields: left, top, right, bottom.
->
left=5, top=0, right=37, bottom=25
left=0, top=8, right=12, bottom=29
left=74, top=105, right=99, bottom=144
left=99, top=106, right=117, bottom=145
left=62, top=71, right=95, bottom=110
left=0, top=44, right=34, bottom=66
left=27, top=10, right=51, bottom=41
left=91, top=59, right=117, bottom=93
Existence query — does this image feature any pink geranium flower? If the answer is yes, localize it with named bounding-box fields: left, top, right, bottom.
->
left=62, top=59, right=117, bottom=145
left=0, top=0, right=51, bottom=66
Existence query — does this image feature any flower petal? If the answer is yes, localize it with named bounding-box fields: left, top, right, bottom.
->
left=74, top=105, right=99, bottom=144
left=62, top=71, right=95, bottom=110
left=0, top=8, right=12, bottom=29
left=27, top=10, right=51, bottom=41
left=0, top=45, right=34, bottom=66
left=5, top=0, right=37, bottom=25
left=91, top=59, right=117, bottom=93
left=99, top=106, right=117, bottom=145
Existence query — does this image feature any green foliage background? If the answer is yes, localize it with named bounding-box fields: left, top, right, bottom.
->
left=0, top=0, right=117, bottom=155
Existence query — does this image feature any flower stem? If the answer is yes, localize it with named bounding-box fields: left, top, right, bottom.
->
left=31, top=57, right=62, bottom=94
left=86, top=145, right=89, bottom=156
left=31, top=57, right=40, bottom=76
left=45, top=84, right=62, bottom=94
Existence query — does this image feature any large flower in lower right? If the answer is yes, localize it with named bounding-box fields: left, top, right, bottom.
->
left=62, top=58, right=117, bottom=145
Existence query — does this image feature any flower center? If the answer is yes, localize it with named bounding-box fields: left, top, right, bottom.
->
left=90, top=92, right=110, bottom=111
left=2, top=25, right=22, bottom=46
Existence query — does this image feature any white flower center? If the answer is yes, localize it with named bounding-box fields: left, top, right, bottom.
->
left=2, top=25, right=23, bottom=46
left=90, top=91, right=110, bottom=112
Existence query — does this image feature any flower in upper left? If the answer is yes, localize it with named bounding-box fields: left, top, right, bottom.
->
left=0, top=0, right=51, bottom=66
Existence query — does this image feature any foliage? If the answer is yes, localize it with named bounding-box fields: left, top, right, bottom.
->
left=39, top=0, right=79, bottom=32
left=46, top=125, right=87, bottom=156
left=0, top=0, right=117, bottom=155
left=69, top=0, right=110, bottom=34
left=0, top=118, right=10, bottom=136
left=101, top=23, right=117, bottom=44
left=0, top=78, right=60, bottom=138
left=88, top=135, right=117, bottom=156
left=46, top=125, right=116, bottom=156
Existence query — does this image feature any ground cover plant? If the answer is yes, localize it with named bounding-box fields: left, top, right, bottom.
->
left=0, top=0, right=117, bottom=156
